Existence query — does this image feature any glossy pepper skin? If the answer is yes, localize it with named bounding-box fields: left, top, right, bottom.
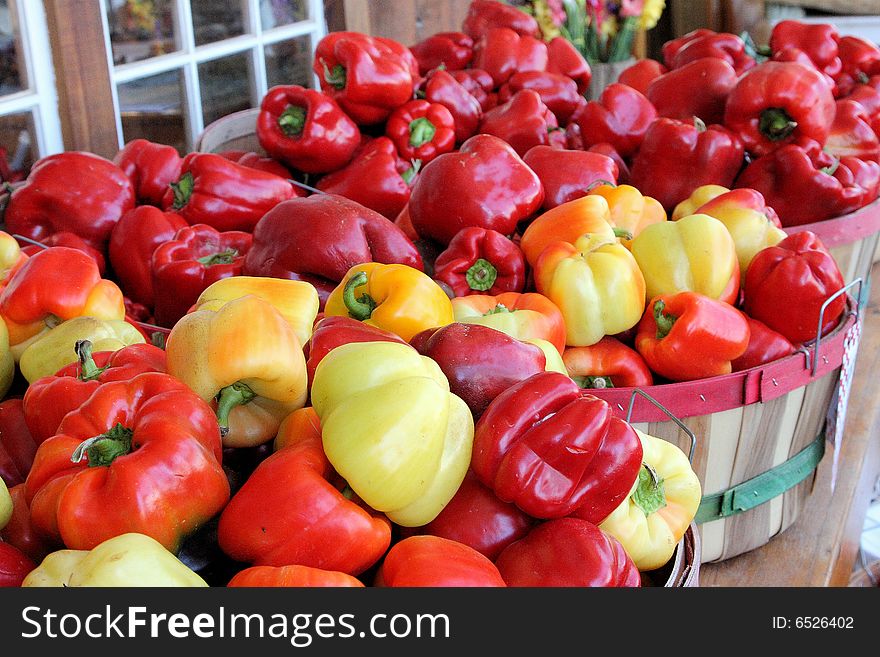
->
left=0, top=399, right=38, bottom=487
left=743, top=231, right=846, bottom=345
left=313, top=31, right=418, bottom=126
left=462, top=0, right=540, bottom=41
left=472, top=371, right=643, bottom=521
left=410, top=31, right=474, bottom=75
left=0, top=312, right=12, bottom=400
left=635, top=292, right=751, bottom=381
left=451, top=68, right=497, bottom=111
left=671, top=184, right=731, bottom=221
left=478, top=89, right=566, bottom=158
left=242, top=194, right=423, bottom=306
left=1, top=483, right=56, bottom=564
left=617, top=58, right=668, bottom=95
left=825, top=98, right=880, bottom=162
left=495, top=517, right=641, bottom=587
left=162, top=152, right=296, bottom=232
left=546, top=36, right=591, bottom=94
left=432, top=227, right=526, bottom=296
left=385, top=99, right=456, bottom=166
left=574, top=83, right=657, bottom=158
left=419, top=68, right=483, bottom=144
left=4, top=151, right=135, bottom=253
left=409, top=134, right=544, bottom=246
left=227, top=564, right=365, bottom=588
left=256, top=84, right=360, bottom=174
left=523, top=146, right=618, bottom=211
left=835, top=35, right=880, bottom=96
left=724, top=61, right=836, bottom=157
left=664, top=30, right=756, bottom=76
left=498, top=71, right=583, bottom=124
left=375, top=535, right=506, bottom=587
left=731, top=317, right=796, bottom=372
left=18, top=231, right=107, bottom=276
left=311, top=341, right=474, bottom=527
left=217, top=407, right=391, bottom=575
left=587, top=183, right=667, bottom=248
left=150, top=223, right=253, bottom=328
left=24, top=372, right=230, bottom=552
left=112, top=138, right=183, bottom=207
left=0, top=231, right=28, bottom=293
left=646, top=57, right=738, bottom=127
left=769, top=20, right=841, bottom=80
left=0, top=541, right=34, bottom=587
left=471, top=27, right=548, bottom=88
left=323, top=262, right=453, bottom=342
left=221, top=150, right=293, bottom=179
left=563, top=337, right=654, bottom=390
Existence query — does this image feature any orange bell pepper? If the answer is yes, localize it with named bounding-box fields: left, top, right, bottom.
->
left=562, top=336, right=654, bottom=389
left=587, top=183, right=667, bottom=248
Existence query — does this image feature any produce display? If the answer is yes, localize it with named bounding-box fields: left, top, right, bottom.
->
left=0, top=0, right=876, bottom=588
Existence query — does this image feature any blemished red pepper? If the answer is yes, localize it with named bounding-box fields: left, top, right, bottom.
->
left=825, top=98, right=880, bottom=162
left=724, top=61, right=837, bottom=157
left=256, top=84, right=360, bottom=174
left=546, top=36, right=591, bottom=94
left=0, top=541, right=35, bottom=587
left=375, top=535, right=507, bottom=587
left=0, top=399, right=38, bottom=488
left=494, top=517, right=641, bottom=587
left=313, top=31, right=418, bottom=126
left=471, top=27, right=549, bottom=89
left=665, top=30, right=756, bottom=76
left=769, top=20, right=842, bottom=80
left=617, top=58, right=668, bottom=95
left=24, top=372, right=230, bottom=552
left=450, top=68, right=497, bottom=111
left=409, top=31, right=474, bottom=75
left=497, top=71, right=583, bottom=124
left=385, top=99, right=456, bottom=166
left=635, top=291, right=751, bottom=381
left=108, top=205, right=188, bottom=309
left=217, top=407, right=391, bottom=575
left=219, top=150, right=294, bottom=179
left=573, top=82, right=657, bottom=159
left=523, top=145, right=619, bottom=211
left=432, top=226, right=526, bottom=297
left=112, top=138, right=183, bottom=207
left=731, top=317, right=796, bottom=372
left=471, top=371, right=643, bottom=521
left=0, top=483, right=57, bottom=564
left=646, top=57, right=738, bottom=126
left=419, top=68, right=483, bottom=144
left=743, top=231, right=846, bottom=345
left=227, top=565, right=365, bottom=588
left=835, top=35, right=880, bottom=97
left=150, top=223, right=253, bottom=328
left=562, top=336, right=654, bottom=389
left=409, top=134, right=544, bottom=246
left=4, top=152, right=135, bottom=253
left=734, top=136, right=880, bottom=227
left=630, top=117, right=746, bottom=212
left=18, top=231, right=107, bottom=277
left=162, top=152, right=295, bottom=232
left=478, top=89, right=566, bottom=158
left=462, top=0, right=540, bottom=41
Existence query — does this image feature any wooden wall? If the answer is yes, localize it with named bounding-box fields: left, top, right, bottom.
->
left=326, top=0, right=472, bottom=46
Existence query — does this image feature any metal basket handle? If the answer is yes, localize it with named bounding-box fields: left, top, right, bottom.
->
left=625, top=387, right=696, bottom=464
left=805, top=277, right=862, bottom=377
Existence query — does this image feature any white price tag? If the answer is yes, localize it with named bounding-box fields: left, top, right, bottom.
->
left=827, top=316, right=861, bottom=492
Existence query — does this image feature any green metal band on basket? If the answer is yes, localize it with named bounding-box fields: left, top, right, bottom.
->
left=694, top=431, right=826, bottom=524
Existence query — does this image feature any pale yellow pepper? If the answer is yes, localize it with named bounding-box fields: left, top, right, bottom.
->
left=0, top=477, right=12, bottom=531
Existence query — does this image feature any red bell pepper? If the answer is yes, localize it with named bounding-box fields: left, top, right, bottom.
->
left=523, top=144, right=619, bottom=211
left=588, top=143, right=630, bottom=185
left=0, top=483, right=56, bottom=564
left=494, top=517, right=641, bottom=587
left=162, top=152, right=295, bottom=232
left=665, top=30, right=756, bottom=76
left=256, top=84, right=360, bottom=175
left=409, top=31, right=474, bottom=75
left=635, top=291, right=751, bottom=381
left=217, top=407, right=391, bottom=575
left=18, top=231, right=107, bottom=277
left=108, top=205, right=188, bottom=309
left=4, top=151, right=135, bottom=253
left=112, top=138, right=182, bottom=207
left=374, top=535, right=507, bottom=587
left=419, top=68, right=483, bottom=144
left=562, top=336, right=654, bottom=389
left=462, top=0, right=540, bottom=40
left=646, top=57, right=738, bottom=126
left=617, top=58, right=668, bottom=96
left=731, top=317, right=796, bottom=372
left=497, top=71, right=583, bottom=124
left=546, top=36, right=591, bottom=95
left=219, top=150, right=294, bottom=179
left=227, top=564, right=365, bottom=588
left=478, top=89, right=566, bottom=158
left=770, top=46, right=837, bottom=92
left=385, top=99, right=456, bottom=166
left=450, top=68, right=497, bottom=111
left=769, top=20, right=841, bottom=80
left=432, top=226, right=526, bottom=297
left=734, top=136, right=880, bottom=226
left=573, top=82, right=657, bottom=158
left=24, top=372, right=230, bottom=552
left=843, top=77, right=880, bottom=138
left=0, top=541, right=35, bottom=587
left=150, top=223, right=253, bottom=328
left=724, top=61, right=836, bottom=157
left=471, top=371, right=643, bottom=521
left=242, top=193, right=423, bottom=306
left=743, top=231, right=846, bottom=345
left=630, top=117, right=746, bottom=212
left=471, top=27, right=549, bottom=88
left=0, top=399, right=37, bottom=488
left=835, top=35, right=880, bottom=97
left=409, top=134, right=544, bottom=245
left=825, top=98, right=880, bottom=162
left=313, top=31, right=418, bottom=126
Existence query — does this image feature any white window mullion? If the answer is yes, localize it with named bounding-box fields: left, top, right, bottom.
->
left=17, top=0, right=63, bottom=155
left=247, top=0, right=268, bottom=102
left=0, top=92, right=39, bottom=116
left=184, top=60, right=203, bottom=151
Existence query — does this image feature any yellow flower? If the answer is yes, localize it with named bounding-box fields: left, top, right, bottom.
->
left=640, top=0, right=665, bottom=31
left=601, top=15, right=618, bottom=38
left=533, top=0, right=562, bottom=40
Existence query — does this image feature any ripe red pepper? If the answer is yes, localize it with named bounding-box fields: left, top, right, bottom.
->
left=375, top=535, right=507, bottom=587
left=0, top=483, right=56, bottom=563
left=18, top=231, right=107, bottom=277
left=432, top=226, right=526, bottom=297
left=588, top=143, right=630, bottom=185
left=635, top=291, right=751, bottom=381
left=112, top=138, right=183, bottom=207
left=256, top=84, right=360, bottom=174
left=731, top=317, right=796, bottom=372
left=409, top=134, right=544, bottom=245
left=409, top=31, right=474, bottom=75
left=546, top=36, right=591, bottom=94
left=0, top=399, right=37, bottom=488
left=646, top=57, right=738, bottom=126
left=770, top=46, right=838, bottom=92
left=4, top=152, right=135, bottom=253
left=471, top=371, right=643, bottom=521
left=450, top=68, right=497, bottom=110
left=573, top=82, right=657, bottom=158
left=498, top=71, right=583, bottom=124
left=0, top=541, right=35, bottom=587
left=24, top=372, right=230, bottom=552
left=471, top=27, right=548, bottom=88
left=743, top=231, right=846, bottom=345
left=419, top=68, right=484, bottom=144
left=313, top=31, right=418, bottom=126
left=825, top=98, right=880, bottom=162
left=478, top=89, right=566, bottom=158
left=562, top=336, right=654, bottom=389
left=843, top=77, right=880, bottom=138
left=630, top=117, right=746, bottom=212
left=462, top=0, right=540, bottom=41
left=523, top=145, right=619, bottom=211
left=218, top=150, right=294, bottom=179
left=724, top=61, right=836, bottom=157
left=495, top=517, right=641, bottom=587
left=162, top=152, right=295, bottom=232
left=835, top=35, right=880, bottom=97
left=664, top=29, right=756, bottom=76
left=150, top=223, right=253, bottom=328
left=385, top=99, right=456, bottom=166
left=108, top=205, right=188, bottom=309
left=227, top=565, right=365, bottom=588
left=769, top=20, right=842, bottom=80
left=617, top=58, right=668, bottom=95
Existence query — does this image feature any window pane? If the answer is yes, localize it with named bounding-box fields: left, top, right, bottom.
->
left=0, top=110, right=34, bottom=182
left=118, top=69, right=187, bottom=155
left=191, top=0, right=245, bottom=46
left=106, top=0, right=178, bottom=66
left=0, top=0, right=27, bottom=95
left=265, top=35, right=313, bottom=89
left=199, top=52, right=252, bottom=128
left=260, top=0, right=308, bottom=30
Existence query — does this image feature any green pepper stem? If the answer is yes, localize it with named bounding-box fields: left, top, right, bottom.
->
left=483, top=303, right=511, bottom=316
left=654, top=299, right=676, bottom=340
left=215, top=382, right=257, bottom=437
left=343, top=271, right=377, bottom=321
left=758, top=107, right=798, bottom=142
left=170, top=171, right=194, bottom=210
left=693, top=116, right=707, bottom=133
left=320, top=59, right=346, bottom=90
left=612, top=226, right=633, bottom=241
left=70, top=423, right=134, bottom=468
left=572, top=375, right=615, bottom=389
left=821, top=157, right=841, bottom=177
left=75, top=339, right=108, bottom=382
left=465, top=258, right=498, bottom=291
left=408, top=117, right=437, bottom=148
left=278, top=105, right=307, bottom=137
left=585, top=179, right=616, bottom=192
left=197, top=248, right=239, bottom=266
left=400, top=159, right=422, bottom=186
left=632, top=463, right=668, bottom=516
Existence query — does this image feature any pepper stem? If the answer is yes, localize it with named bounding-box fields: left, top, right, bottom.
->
left=465, top=258, right=498, bottom=291
left=216, top=382, right=257, bottom=437
left=343, top=271, right=377, bottom=321
left=75, top=339, right=108, bottom=382
left=613, top=226, right=633, bottom=241
left=483, top=303, right=511, bottom=316
left=197, top=248, right=239, bottom=266
left=758, top=107, right=798, bottom=142
left=632, top=463, right=667, bottom=516
left=170, top=172, right=194, bottom=210
left=821, top=157, right=841, bottom=177
left=320, top=59, right=346, bottom=90
left=278, top=105, right=307, bottom=137
left=654, top=300, right=676, bottom=340
left=572, top=375, right=615, bottom=389
left=70, top=423, right=134, bottom=468
left=400, top=159, right=422, bottom=186
left=408, top=117, right=437, bottom=148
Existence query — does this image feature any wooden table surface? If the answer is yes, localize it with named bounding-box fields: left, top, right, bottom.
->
left=699, top=262, right=880, bottom=587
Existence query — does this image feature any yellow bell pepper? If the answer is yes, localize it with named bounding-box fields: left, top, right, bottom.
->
left=311, top=341, right=473, bottom=527
left=323, top=263, right=453, bottom=342
left=533, top=234, right=646, bottom=347
left=166, top=294, right=308, bottom=448
left=22, top=533, right=208, bottom=587
left=191, top=275, right=320, bottom=348
left=0, top=317, right=14, bottom=399
left=630, top=213, right=740, bottom=305
left=670, top=184, right=730, bottom=221
left=0, top=477, right=11, bottom=531
left=527, top=337, right=568, bottom=375
left=0, top=230, right=27, bottom=291
left=599, top=429, right=702, bottom=571
left=587, top=183, right=667, bottom=248
left=19, top=316, right=145, bottom=384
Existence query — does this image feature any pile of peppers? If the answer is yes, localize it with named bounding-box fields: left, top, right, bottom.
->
left=0, top=1, right=871, bottom=587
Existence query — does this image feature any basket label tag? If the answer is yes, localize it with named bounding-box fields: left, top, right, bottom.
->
left=826, top=315, right=862, bottom=492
